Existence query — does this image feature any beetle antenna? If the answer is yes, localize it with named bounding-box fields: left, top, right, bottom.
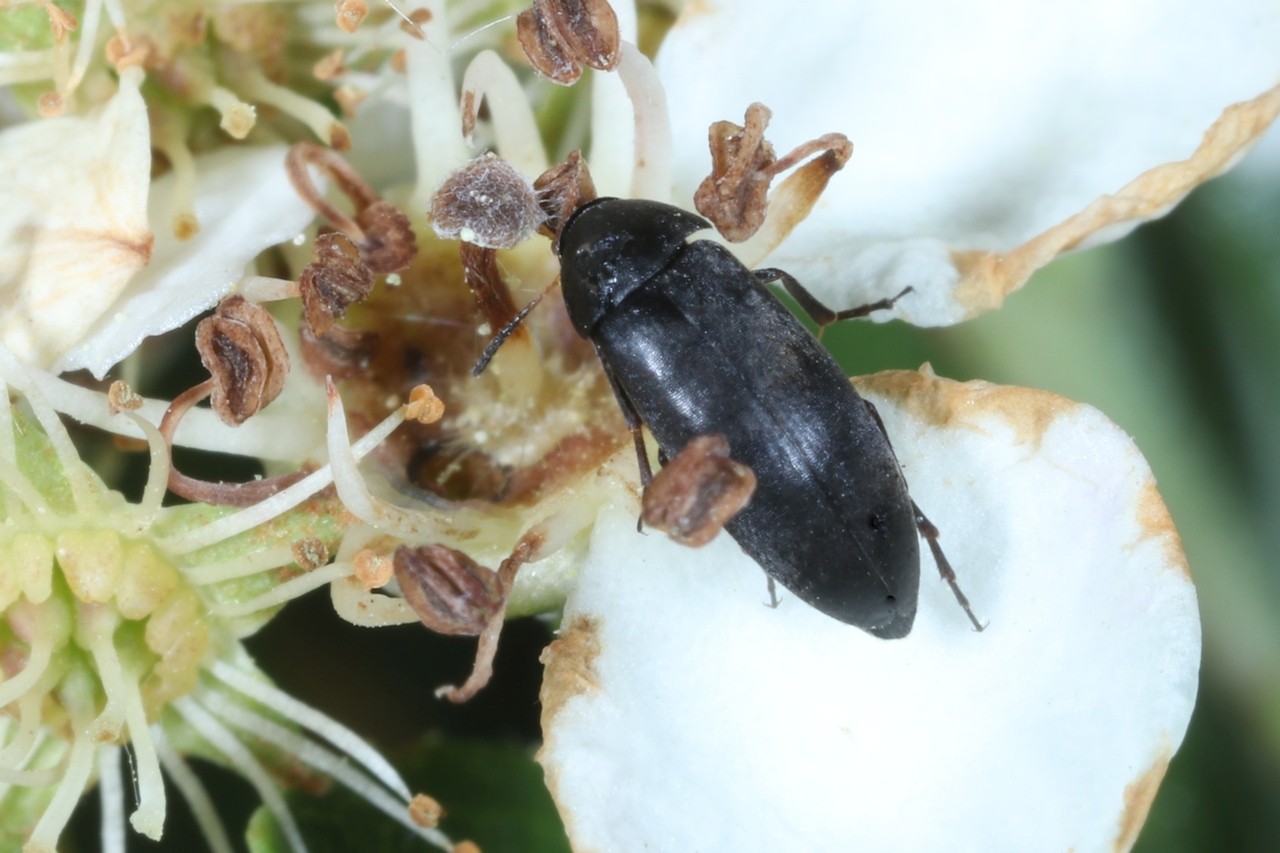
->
left=471, top=278, right=559, bottom=376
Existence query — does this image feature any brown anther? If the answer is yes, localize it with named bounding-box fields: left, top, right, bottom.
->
left=353, top=549, right=393, bottom=590
left=694, top=102, right=853, bottom=243
left=642, top=434, right=757, bottom=547
left=355, top=200, right=417, bottom=275
left=299, top=324, right=379, bottom=382
left=43, top=2, right=77, bottom=40
left=405, top=385, right=445, bottom=425
left=430, top=154, right=544, bottom=250
left=394, top=544, right=507, bottom=637
left=287, top=142, right=416, bottom=271
left=401, top=536, right=539, bottom=703
left=452, top=842, right=482, bottom=853
left=335, top=0, right=369, bottom=34
left=313, top=49, right=346, bottom=82
left=533, top=150, right=597, bottom=243
left=400, top=8, right=433, bottom=38
left=408, top=793, right=445, bottom=828
left=299, top=232, right=375, bottom=336
left=107, top=381, right=143, bottom=414
left=292, top=537, right=330, bottom=571
left=36, top=91, right=63, bottom=118
left=517, top=0, right=620, bottom=85
left=195, top=296, right=290, bottom=426
left=389, top=48, right=408, bottom=73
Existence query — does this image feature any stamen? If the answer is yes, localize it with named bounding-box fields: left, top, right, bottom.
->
left=174, top=697, right=308, bottom=853
left=98, top=745, right=126, bottom=853
left=325, top=379, right=485, bottom=542
left=184, top=545, right=301, bottom=586
left=0, top=346, right=93, bottom=511
left=237, top=275, right=303, bottom=302
left=151, top=111, right=200, bottom=239
left=25, top=730, right=96, bottom=853
left=460, top=50, right=548, bottom=176
left=209, top=658, right=414, bottom=800
left=330, top=574, right=420, bottom=626
left=208, top=562, right=351, bottom=617
left=160, top=400, right=401, bottom=555
left=154, top=728, right=236, bottom=853
left=80, top=605, right=127, bottom=741
left=235, top=66, right=351, bottom=150
left=0, top=636, right=54, bottom=710
left=119, top=411, right=171, bottom=531
left=0, top=51, right=55, bottom=86
left=205, top=85, right=257, bottom=139
left=121, top=682, right=165, bottom=838
left=62, top=0, right=102, bottom=94
left=612, top=42, right=673, bottom=201
left=199, top=688, right=452, bottom=848
left=405, top=18, right=471, bottom=211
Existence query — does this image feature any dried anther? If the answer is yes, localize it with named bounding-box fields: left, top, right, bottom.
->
left=287, top=142, right=418, bottom=274
left=395, top=537, right=539, bottom=702
left=430, top=154, right=544, bottom=250
left=196, top=296, right=290, bottom=426
left=694, top=102, right=853, bottom=242
left=642, top=434, right=757, bottom=547
left=517, top=0, right=621, bottom=85
left=160, top=297, right=311, bottom=507
left=534, top=150, right=598, bottom=243
left=300, top=232, right=375, bottom=336
left=394, top=544, right=507, bottom=637
left=292, top=537, right=330, bottom=571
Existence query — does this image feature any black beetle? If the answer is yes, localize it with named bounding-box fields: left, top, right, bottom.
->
left=549, top=196, right=980, bottom=639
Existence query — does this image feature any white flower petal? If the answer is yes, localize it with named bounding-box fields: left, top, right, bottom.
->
left=540, top=370, right=1198, bottom=851
left=0, top=69, right=151, bottom=368
left=56, top=145, right=318, bottom=378
left=658, top=0, right=1280, bottom=324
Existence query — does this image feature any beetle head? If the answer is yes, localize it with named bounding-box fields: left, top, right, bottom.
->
left=557, top=198, right=711, bottom=337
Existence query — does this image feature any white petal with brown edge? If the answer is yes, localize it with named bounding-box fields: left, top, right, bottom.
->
left=540, top=370, right=1199, bottom=852
left=657, top=0, right=1280, bottom=325
left=0, top=68, right=151, bottom=368
left=56, top=145, right=320, bottom=379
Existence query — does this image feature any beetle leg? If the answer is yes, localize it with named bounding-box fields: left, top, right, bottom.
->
left=764, top=576, right=780, bottom=610
left=594, top=342, right=655, bottom=503
left=860, top=398, right=986, bottom=632
left=756, top=268, right=912, bottom=338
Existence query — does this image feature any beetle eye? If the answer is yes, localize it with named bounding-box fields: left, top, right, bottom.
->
left=867, top=512, right=886, bottom=530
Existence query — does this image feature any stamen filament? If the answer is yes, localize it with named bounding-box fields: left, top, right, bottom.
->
left=235, top=66, right=350, bottom=149
left=154, top=728, right=236, bottom=853
left=0, top=51, right=55, bottom=85
left=174, top=696, right=308, bottom=853
left=209, top=562, right=350, bottom=617
left=460, top=50, right=548, bottom=177
left=184, top=545, right=301, bottom=586
left=0, top=640, right=53, bottom=710
left=614, top=42, right=672, bottom=202
left=406, top=14, right=470, bottom=211
left=161, top=403, right=402, bottom=555
left=98, top=745, right=126, bottom=853
left=210, top=659, right=414, bottom=800
left=200, top=689, right=451, bottom=848
left=25, top=728, right=95, bottom=853
left=122, top=689, right=165, bottom=839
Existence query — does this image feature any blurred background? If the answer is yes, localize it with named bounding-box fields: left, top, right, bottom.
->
left=62, top=113, right=1280, bottom=853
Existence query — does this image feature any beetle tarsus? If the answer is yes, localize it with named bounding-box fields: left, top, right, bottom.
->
left=755, top=267, right=913, bottom=337
left=765, top=576, right=780, bottom=610
left=913, top=501, right=986, bottom=632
